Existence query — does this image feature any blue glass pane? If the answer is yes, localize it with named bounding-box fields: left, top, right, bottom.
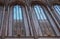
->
left=19, top=7, right=22, bottom=20
left=13, top=5, right=22, bottom=20
left=34, top=5, right=46, bottom=20
left=54, top=5, right=60, bottom=15
left=34, top=6, right=40, bottom=19
left=40, top=7, right=46, bottom=19
left=14, top=6, right=17, bottom=20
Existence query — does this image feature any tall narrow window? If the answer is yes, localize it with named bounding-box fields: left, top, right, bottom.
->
left=33, top=5, right=55, bottom=36
left=13, top=5, right=25, bottom=37
left=53, top=5, right=60, bottom=29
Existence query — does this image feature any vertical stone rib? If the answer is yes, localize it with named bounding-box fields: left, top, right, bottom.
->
left=25, top=6, right=33, bottom=36
left=1, top=6, right=6, bottom=39
left=29, top=6, right=38, bottom=39
left=46, top=6, right=60, bottom=36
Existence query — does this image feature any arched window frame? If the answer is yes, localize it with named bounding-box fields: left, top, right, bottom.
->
left=31, top=4, right=56, bottom=36
left=6, top=4, right=27, bottom=37
left=7, top=2, right=33, bottom=37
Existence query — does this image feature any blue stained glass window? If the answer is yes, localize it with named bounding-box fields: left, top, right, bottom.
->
left=13, top=5, right=22, bottom=20
left=34, top=5, right=46, bottom=20
left=54, top=5, right=60, bottom=15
